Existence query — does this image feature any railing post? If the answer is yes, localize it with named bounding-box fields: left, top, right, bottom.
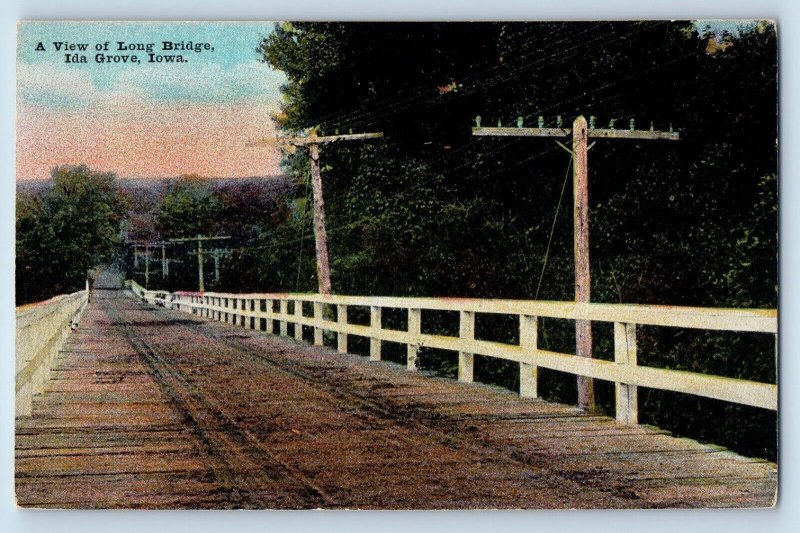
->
left=407, top=308, right=421, bottom=371
left=370, top=306, right=382, bottom=361
left=519, top=315, right=538, bottom=398
left=294, top=300, right=304, bottom=341
left=337, top=304, right=348, bottom=353
left=458, top=310, right=475, bottom=383
left=280, top=300, right=288, bottom=336
left=614, top=322, right=638, bottom=424
left=313, top=302, right=324, bottom=345
left=265, top=299, right=274, bottom=333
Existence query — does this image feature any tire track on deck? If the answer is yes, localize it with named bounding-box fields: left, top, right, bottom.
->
left=131, top=294, right=640, bottom=508
left=105, top=300, right=338, bottom=509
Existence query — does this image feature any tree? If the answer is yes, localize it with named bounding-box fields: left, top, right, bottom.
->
left=255, top=21, right=777, bottom=459
left=156, top=174, right=222, bottom=238
left=16, top=165, right=123, bottom=304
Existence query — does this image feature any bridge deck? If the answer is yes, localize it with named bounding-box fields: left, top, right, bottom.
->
left=15, top=289, right=777, bottom=509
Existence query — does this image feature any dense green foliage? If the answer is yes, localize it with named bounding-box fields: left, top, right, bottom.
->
left=251, top=21, right=778, bottom=460
left=157, top=175, right=223, bottom=238
left=16, top=165, right=123, bottom=304
left=33, top=22, right=775, bottom=460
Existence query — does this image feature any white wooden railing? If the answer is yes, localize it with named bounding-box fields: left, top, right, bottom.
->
left=16, top=287, right=89, bottom=417
left=127, top=280, right=777, bottom=424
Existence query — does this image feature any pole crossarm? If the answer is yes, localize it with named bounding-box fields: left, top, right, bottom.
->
left=247, top=132, right=384, bottom=148
left=167, top=235, right=231, bottom=292
left=188, top=249, right=232, bottom=256
left=472, top=126, right=679, bottom=141
left=168, top=236, right=231, bottom=243
left=247, top=129, right=383, bottom=295
left=471, top=114, right=680, bottom=411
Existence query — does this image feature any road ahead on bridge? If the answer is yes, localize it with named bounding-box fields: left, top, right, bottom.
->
left=16, top=289, right=776, bottom=509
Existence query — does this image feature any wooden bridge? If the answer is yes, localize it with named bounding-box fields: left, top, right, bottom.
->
left=15, top=277, right=777, bottom=509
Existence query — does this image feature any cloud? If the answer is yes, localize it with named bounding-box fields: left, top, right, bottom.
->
left=109, top=61, right=284, bottom=104
left=17, top=63, right=101, bottom=108
left=17, top=58, right=285, bottom=111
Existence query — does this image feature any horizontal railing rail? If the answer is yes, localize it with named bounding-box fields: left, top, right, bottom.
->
left=16, top=287, right=89, bottom=417
left=127, top=281, right=777, bottom=424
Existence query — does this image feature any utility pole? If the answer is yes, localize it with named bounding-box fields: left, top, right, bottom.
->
left=210, top=248, right=231, bottom=282
left=170, top=235, right=231, bottom=292
left=161, top=241, right=168, bottom=278
left=144, top=242, right=150, bottom=288
left=248, top=130, right=383, bottom=294
left=127, top=240, right=152, bottom=283
left=572, top=116, right=592, bottom=409
left=197, top=237, right=203, bottom=292
left=213, top=249, right=219, bottom=282
left=473, top=114, right=679, bottom=410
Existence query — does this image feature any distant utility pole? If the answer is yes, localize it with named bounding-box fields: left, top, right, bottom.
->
left=248, top=130, right=383, bottom=294
left=132, top=243, right=139, bottom=269
left=170, top=235, right=231, bottom=292
left=144, top=242, right=150, bottom=288
left=128, top=240, right=152, bottom=286
left=210, top=248, right=232, bottom=282
left=473, top=114, right=679, bottom=411
left=159, top=241, right=169, bottom=278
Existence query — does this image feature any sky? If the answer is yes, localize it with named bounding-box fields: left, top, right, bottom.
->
left=15, top=20, right=756, bottom=181
left=17, top=21, right=286, bottom=180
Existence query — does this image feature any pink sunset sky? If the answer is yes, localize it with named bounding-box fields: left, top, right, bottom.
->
left=18, top=100, right=283, bottom=180
left=17, top=22, right=286, bottom=180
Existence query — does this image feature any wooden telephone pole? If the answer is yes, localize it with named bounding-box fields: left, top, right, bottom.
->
left=144, top=243, right=150, bottom=288
left=159, top=241, right=169, bottom=278
left=248, top=130, right=383, bottom=294
left=170, top=235, right=231, bottom=292
left=128, top=240, right=153, bottom=287
left=144, top=241, right=172, bottom=279
left=210, top=248, right=231, bottom=282
left=473, top=115, right=679, bottom=410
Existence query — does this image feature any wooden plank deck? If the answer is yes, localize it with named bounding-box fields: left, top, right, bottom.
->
left=15, top=289, right=777, bottom=509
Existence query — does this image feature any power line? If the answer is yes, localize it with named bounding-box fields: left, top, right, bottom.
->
left=302, top=21, right=671, bottom=135
left=535, top=152, right=573, bottom=300
left=301, top=22, right=605, bottom=132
